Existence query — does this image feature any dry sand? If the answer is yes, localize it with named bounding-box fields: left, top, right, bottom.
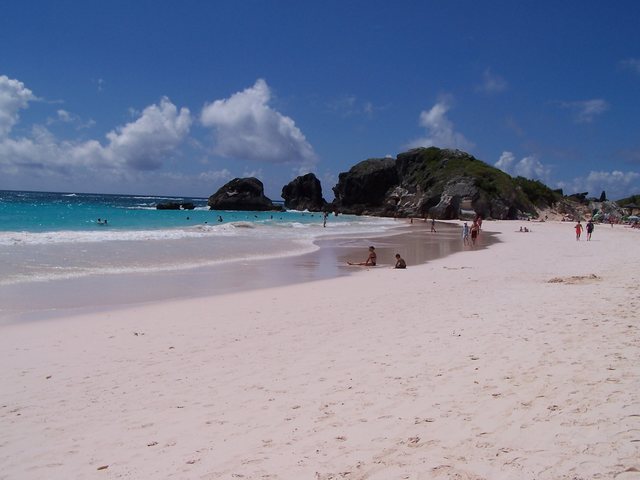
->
left=1, top=221, right=639, bottom=479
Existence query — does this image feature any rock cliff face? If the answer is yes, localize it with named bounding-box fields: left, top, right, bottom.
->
left=331, top=147, right=551, bottom=220
left=331, top=158, right=399, bottom=215
left=208, top=177, right=281, bottom=211
left=281, top=173, right=326, bottom=211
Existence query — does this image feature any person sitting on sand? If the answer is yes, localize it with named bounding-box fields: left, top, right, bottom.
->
left=394, top=254, right=406, bottom=269
left=348, top=246, right=377, bottom=266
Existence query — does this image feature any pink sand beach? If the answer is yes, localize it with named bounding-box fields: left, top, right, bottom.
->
left=1, top=221, right=639, bottom=479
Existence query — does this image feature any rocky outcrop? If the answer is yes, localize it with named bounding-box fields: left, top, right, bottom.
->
left=331, top=158, right=399, bottom=215
left=157, top=201, right=195, bottom=210
left=281, top=173, right=327, bottom=211
left=208, top=177, right=282, bottom=211
left=330, top=147, right=548, bottom=220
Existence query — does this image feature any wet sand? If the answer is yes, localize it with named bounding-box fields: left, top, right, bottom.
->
left=0, top=221, right=494, bottom=323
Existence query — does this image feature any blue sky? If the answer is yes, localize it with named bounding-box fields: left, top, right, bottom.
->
left=1, top=1, right=639, bottom=200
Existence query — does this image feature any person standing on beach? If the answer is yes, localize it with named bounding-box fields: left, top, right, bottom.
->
left=475, top=214, right=483, bottom=231
left=586, top=220, right=594, bottom=241
left=462, top=222, right=470, bottom=245
left=575, top=221, right=583, bottom=241
left=470, top=221, right=479, bottom=246
left=430, top=217, right=437, bottom=233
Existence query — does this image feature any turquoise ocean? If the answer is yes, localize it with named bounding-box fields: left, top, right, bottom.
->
left=0, top=190, right=399, bottom=287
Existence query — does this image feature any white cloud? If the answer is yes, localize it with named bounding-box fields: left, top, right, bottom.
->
left=561, top=99, right=609, bottom=123
left=407, top=97, right=474, bottom=151
left=104, top=97, right=191, bottom=170
left=0, top=75, right=36, bottom=137
left=200, top=79, right=318, bottom=171
left=56, top=109, right=72, bottom=123
left=477, top=68, right=507, bottom=94
left=495, top=151, right=551, bottom=182
left=495, top=151, right=515, bottom=172
left=515, top=156, right=552, bottom=180
left=0, top=76, right=192, bottom=177
left=560, top=170, right=640, bottom=199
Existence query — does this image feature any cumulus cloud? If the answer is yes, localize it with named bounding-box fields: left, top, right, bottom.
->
left=559, top=170, right=640, bottom=200
left=495, top=151, right=551, bottom=182
left=407, top=97, right=474, bottom=151
left=477, top=68, right=507, bottom=94
left=0, top=75, right=36, bottom=137
left=560, top=99, right=609, bottom=123
left=0, top=76, right=192, bottom=177
left=495, top=151, right=515, bottom=172
left=200, top=79, right=318, bottom=171
left=103, top=97, right=191, bottom=170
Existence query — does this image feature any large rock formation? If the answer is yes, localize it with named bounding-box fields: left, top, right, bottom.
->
left=331, top=158, right=399, bottom=215
left=156, top=201, right=195, bottom=210
left=208, top=177, right=282, bottom=211
left=281, top=173, right=327, bottom=211
left=330, top=147, right=558, bottom=220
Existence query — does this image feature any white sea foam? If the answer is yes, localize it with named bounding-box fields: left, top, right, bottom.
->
left=0, top=238, right=319, bottom=286
left=0, top=216, right=399, bottom=247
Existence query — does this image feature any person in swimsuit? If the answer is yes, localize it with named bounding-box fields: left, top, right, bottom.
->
left=575, top=221, right=583, bottom=241
left=348, top=246, right=377, bottom=266
left=394, top=254, right=406, bottom=269
left=470, top=221, right=479, bottom=245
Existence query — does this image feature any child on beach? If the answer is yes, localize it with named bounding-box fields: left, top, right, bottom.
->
left=575, top=221, right=583, bottom=241
left=462, top=222, right=470, bottom=245
left=348, top=246, right=377, bottom=266
left=394, top=254, right=406, bottom=269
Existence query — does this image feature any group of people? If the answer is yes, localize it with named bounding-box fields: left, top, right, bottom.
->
left=461, top=219, right=481, bottom=246
left=96, top=218, right=108, bottom=225
left=347, top=246, right=406, bottom=269
left=574, top=220, right=595, bottom=241
left=349, top=215, right=487, bottom=269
